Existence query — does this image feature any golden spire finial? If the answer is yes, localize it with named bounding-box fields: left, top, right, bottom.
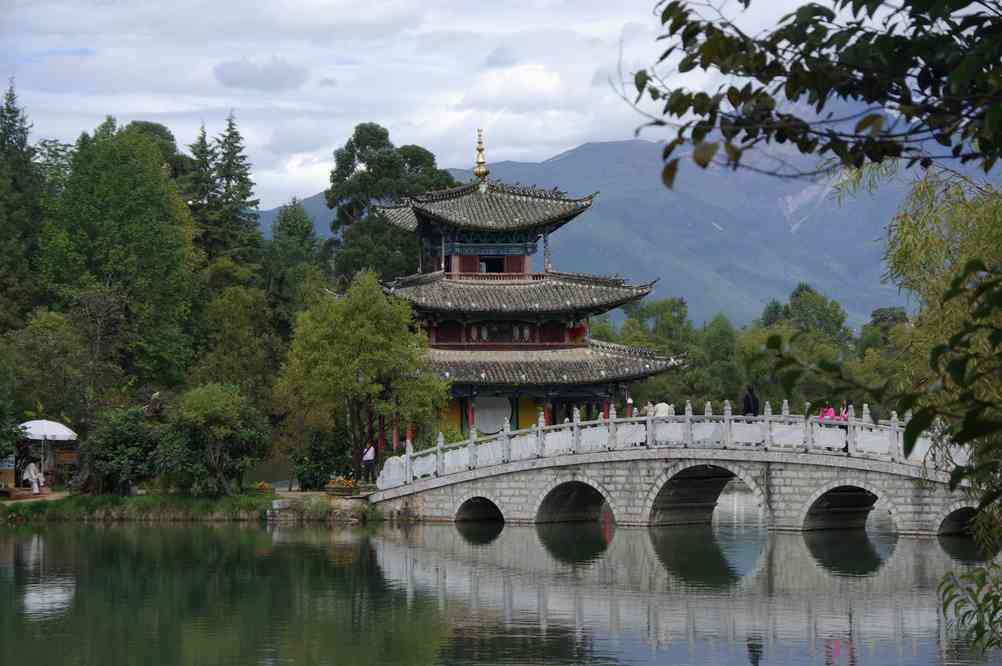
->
left=473, top=128, right=489, bottom=182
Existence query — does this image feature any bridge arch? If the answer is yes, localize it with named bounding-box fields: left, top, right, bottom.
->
left=532, top=473, right=620, bottom=524
left=641, top=461, right=769, bottom=526
left=797, top=477, right=900, bottom=532
left=934, top=500, right=978, bottom=535
left=454, top=493, right=506, bottom=522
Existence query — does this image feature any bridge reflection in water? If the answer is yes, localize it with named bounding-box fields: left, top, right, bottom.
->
left=374, top=490, right=992, bottom=663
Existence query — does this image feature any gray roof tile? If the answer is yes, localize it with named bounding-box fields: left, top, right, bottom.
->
left=429, top=340, right=678, bottom=386
left=388, top=271, right=656, bottom=317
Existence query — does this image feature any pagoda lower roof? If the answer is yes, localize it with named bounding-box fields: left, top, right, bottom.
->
left=386, top=270, right=656, bottom=317
left=429, top=340, right=678, bottom=387
left=375, top=180, right=595, bottom=233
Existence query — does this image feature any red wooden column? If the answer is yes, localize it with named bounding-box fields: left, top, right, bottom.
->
left=543, top=402, right=552, bottom=426
left=602, top=400, right=610, bottom=419
left=466, top=399, right=475, bottom=434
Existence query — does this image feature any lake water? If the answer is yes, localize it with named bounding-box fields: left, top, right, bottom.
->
left=1, top=490, right=995, bottom=666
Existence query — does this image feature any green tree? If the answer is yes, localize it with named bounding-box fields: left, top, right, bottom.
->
left=7, top=309, right=88, bottom=425
left=267, top=197, right=320, bottom=336
left=81, top=407, right=160, bottom=495
left=120, top=121, right=194, bottom=179
left=36, top=120, right=198, bottom=386
left=157, top=383, right=271, bottom=496
left=189, top=286, right=278, bottom=409
left=0, top=81, right=42, bottom=330
left=760, top=299, right=784, bottom=327
left=635, top=1, right=1002, bottom=187
left=325, top=123, right=456, bottom=283
left=212, top=112, right=261, bottom=268
left=784, top=283, right=851, bottom=343
left=274, top=270, right=449, bottom=479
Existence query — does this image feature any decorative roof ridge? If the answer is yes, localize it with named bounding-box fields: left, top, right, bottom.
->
left=488, top=181, right=597, bottom=204
left=587, top=339, right=676, bottom=363
left=545, top=270, right=657, bottom=290
left=410, top=181, right=481, bottom=203
left=386, top=271, right=445, bottom=289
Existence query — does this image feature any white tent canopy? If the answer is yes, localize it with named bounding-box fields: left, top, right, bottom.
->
left=19, top=420, right=78, bottom=441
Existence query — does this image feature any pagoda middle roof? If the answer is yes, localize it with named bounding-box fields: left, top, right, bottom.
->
left=430, top=339, right=679, bottom=387
left=387, top=270, right=656, bottom=317
left=376, top=180, right=596, bottom=233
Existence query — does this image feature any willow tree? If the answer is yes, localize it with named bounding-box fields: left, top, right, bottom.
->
left=274, top=270, right=449, bottom=480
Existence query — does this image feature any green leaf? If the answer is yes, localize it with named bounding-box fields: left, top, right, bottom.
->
left=692, top=141, right=719, bottom=168
left=634, top=70, right=649, bottom=103
left=902, top=407, right=934, bottom=458
left=854, top=113, right=884, bottom=136
left=661, top=158, right=680, bottom=189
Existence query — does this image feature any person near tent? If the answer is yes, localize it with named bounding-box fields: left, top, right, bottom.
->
left=23, top=459, right=44, bottom=495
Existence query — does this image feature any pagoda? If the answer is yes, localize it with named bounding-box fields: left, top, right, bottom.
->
left=379, top=131, right=675, bottom=436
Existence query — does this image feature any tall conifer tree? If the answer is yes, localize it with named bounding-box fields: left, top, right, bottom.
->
left=182, top=123, right=220, bottom=252
left=0, top=80, right=41, bottom=330
left=213, top=112, right=260, bottom=267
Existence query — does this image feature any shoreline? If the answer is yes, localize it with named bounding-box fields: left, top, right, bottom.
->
left=0, top=492, right=374, bottom=525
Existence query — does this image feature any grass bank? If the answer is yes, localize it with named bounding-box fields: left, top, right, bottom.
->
left=0, top=493, right=369, bottom=525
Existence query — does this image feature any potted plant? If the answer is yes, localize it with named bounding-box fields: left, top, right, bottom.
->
left=325, top=476, right=356, bottom=496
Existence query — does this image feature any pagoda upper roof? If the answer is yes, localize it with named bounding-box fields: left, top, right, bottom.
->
left=386, top=270, right=656, bottom=318
left=376, top=180, right=596, bottom=233
left=429, top=339, right=678, bottom=387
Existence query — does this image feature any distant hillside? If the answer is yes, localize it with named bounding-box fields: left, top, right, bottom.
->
left=258, top=140, right=912, bottom=326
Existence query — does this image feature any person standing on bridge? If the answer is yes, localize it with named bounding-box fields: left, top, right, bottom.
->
left=361, top=441, right=376, bottom=485
left=742, top=386, right=759, bottom=417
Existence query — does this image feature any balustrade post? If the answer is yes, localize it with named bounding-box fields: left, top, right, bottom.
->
left=763, top=401, right=773, bottom=448
left=645, top=409, right=654, bottom=448
left=536, top=411, right=545, bottom=458
left=862, top=403, right=871, bottom=422
left=804, top=402, right=813, bottom=451
left=723, top=400, right=733, bottom=448
left=889, top=411, right=900, bottom=460
left=468, top=427, right=478, bottom=470
left=684, top=400, right=693, bottom=447
left=501, top=420, right=511, bottom=463
left=668, top=404, right=676, bottom=416
left=571, top=407, right=581, bottom=454
left=607, top=404, right=618, bottom=450
left=405, top=438, right=414, bottom=484
left=435, top=432, right=445, bottom=476
left=846, top=404, right=856, bottom=455
left=781, top=399, right=790, bottom=416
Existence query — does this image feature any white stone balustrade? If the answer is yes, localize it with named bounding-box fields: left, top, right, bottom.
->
left=376, top=403, right=946, bottom=491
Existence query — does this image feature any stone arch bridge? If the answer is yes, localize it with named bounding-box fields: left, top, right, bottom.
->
left=372, top=404, right=975, bottom=536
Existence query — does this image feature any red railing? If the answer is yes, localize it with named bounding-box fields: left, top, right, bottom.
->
left=445, top=272, right=546, bottom=281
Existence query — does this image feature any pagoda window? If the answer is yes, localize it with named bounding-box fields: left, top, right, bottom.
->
left=437, top=321, right=461, bottom=344
left=480, top=256, right=504, bottom=273
left=539, top=321, right=565, bottom=343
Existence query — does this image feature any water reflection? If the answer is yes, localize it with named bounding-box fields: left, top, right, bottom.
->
left=0, top=496, right=995, bottom=666
left=802, top=529, right=897, bottom=576
left=649, top=523, right=766, bottom=589
left=536, top=521, right=612, bottom=565
left=455, top=519, right=504, bottom=546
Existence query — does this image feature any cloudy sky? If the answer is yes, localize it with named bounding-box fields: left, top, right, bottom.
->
left=4, top=0, right=798, bottom=208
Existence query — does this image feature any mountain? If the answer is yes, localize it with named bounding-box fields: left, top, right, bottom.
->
left=258, top=140, right=911, bottom=326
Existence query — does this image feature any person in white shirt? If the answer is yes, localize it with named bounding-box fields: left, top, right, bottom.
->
left=361, top=442, right=376, bottom=484
left=654, top=401, right=671, bottom=417
left=23, top=459, right=44, bottom=494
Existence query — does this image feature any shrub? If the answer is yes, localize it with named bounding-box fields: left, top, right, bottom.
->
left=156, top=383, right=271, bottom=496
left=81, top=407, right=160, bottom=494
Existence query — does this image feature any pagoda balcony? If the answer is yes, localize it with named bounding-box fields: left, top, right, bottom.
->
left=445, top=272, right=546, bottom=282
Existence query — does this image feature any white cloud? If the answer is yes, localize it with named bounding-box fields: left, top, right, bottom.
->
left=214, top=57, right=309, bottom=91
left=3, top=0, right=806, bottom=207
